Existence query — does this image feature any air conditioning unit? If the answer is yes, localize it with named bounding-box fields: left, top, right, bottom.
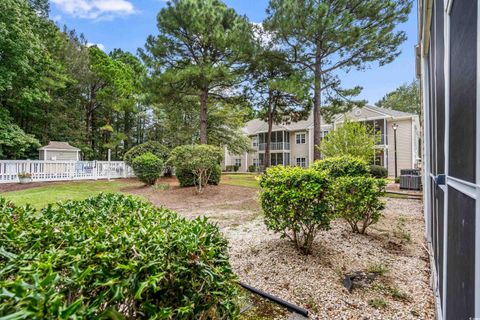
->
left=399, top=173, right=422, bottom=191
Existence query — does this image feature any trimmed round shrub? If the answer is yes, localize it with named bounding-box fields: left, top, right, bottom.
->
left=260, top=166, right=332, bottom=254
left=132, top=152, right=163, bottom=185
left=0, top=194, right=239, bottom=319
left=124, top=141, right=170, bottom=166
left=330, top=176, right=386, bottom=234
left=369, top=165, right=388, bottom=178
left=168, top=145, right=223, bottom=192
left=311, top=155, right=369, bottom=178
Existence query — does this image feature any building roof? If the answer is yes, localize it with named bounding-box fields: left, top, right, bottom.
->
left=243, top=105, right=416, bottom=135
left=363, top=105, right=415, bottom=117
left=243, top=112, right=331, bottom=135
left=38, top=141, right=80, bottom=151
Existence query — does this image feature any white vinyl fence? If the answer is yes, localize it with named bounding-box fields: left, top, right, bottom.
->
left=0, top=160, right=135, bottom=184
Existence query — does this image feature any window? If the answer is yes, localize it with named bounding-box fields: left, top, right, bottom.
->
left=253, top=158, right=260, bottom=167
left=270, top=153, right=283, bottom=166
left=296, top=157, right=306, bottom=168
left=235, top=159, right=241, bottom=167
left=252, top=136, right=258, bottom=147
left=296, top=133, right=306, bottom=144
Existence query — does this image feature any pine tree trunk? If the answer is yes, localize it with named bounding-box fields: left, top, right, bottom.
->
left=199, top=90, right=208, bottom=144
left=313, top=51, right=322, bottom=161
left=264, top=94, right=274, bottom=169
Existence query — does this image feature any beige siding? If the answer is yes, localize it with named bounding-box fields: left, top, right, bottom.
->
left=222, top=148, right=249, bottom=172
left=290, top=131, right=310, bottom=166
left=340, top=107, right=385, bottom=121
left=387, top=119, right=413, bottom=177
left=42, top=150, right=78, bottom=161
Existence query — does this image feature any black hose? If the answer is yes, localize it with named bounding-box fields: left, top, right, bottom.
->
left=239, top=281, right=309, bottom=318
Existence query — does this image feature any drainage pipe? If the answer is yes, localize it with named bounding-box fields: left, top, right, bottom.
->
left=239, top=281, right=309, bottom=318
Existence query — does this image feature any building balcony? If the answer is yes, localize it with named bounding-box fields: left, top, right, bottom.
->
left=258, top=142, right=290, bottom=151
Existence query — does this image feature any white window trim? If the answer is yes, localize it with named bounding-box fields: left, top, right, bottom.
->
left=295, top=132, right=306, bottom=144
left=296, top=157, right=307, bottom=168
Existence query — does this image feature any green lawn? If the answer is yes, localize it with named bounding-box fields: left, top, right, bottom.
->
left=221, top=173, right=260, bottom=188
left=2, top=180, right=141, bottom=209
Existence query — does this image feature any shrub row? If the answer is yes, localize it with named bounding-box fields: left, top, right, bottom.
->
left=0, top=194, right=239, bottom=319
left=260, top=156, right=385, bottom=254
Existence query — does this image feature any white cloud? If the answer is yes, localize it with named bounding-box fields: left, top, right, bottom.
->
left=252, top=22, right=275, bottom=48
left=51, top=0, right=136, bottom=20
left=87, top=43, right=106, bottom=51
left=51, top=14, right=63, bottom=22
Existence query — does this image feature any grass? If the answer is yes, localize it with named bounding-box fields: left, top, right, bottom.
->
left=2, top=180, right=142, bottom=209
left=221, top=173, right=260, bottom=189
left=367, top=263, right=389, bottom=276
left=368, top=298, right=388, bottom=309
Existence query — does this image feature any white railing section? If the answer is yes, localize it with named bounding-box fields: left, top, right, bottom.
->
left=258, top=142, right=290, bottom=151
left=0, top=160, right=135, bottom=183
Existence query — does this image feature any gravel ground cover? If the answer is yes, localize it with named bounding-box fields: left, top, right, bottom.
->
left=127, top=182, right=434, bottom=319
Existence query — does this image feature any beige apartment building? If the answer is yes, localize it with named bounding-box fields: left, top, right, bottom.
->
left=223, top=105, right=420, bottom=177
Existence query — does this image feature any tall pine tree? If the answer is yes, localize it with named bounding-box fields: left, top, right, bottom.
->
left=265, top=0, right=411, bottom=160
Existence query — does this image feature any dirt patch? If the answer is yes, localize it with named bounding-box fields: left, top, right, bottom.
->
left=126, top=180, right=260, bottom=227
left=0, top=181, right=60, bottom=193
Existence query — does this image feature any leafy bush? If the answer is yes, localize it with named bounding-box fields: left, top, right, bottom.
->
left=330, top=176, right=386, bottom=234
left=260, top=166, right=332, bottom=254
left=132, top=152, right=163, bottom=185
left=124, top=141, right=170, bottom=166
left=176, top=165, right=221, bottom=187
left=0, top=194, right=239, bottom=319
left=312, top=155, right=369, bottom=178
left=168, top=145, right=223, bottom=193
left=370, top=165, right=388, bottom=178
left=0, top=109, right=40, bottom=159
left=248, top=165, right=258, bottom=173
left=318, top=119, right=377, bottom=163
left=225, top=165, right=240, bottom=172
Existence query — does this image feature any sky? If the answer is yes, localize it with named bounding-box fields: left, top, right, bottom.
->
left=49, top=0, right=418, bottom=104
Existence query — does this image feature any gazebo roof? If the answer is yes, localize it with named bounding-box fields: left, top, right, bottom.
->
left=38, top=141, right=80, bottom=151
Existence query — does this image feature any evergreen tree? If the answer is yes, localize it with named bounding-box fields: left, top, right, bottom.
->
left=265, top=0, right=411, bottom=160
left=248, top=46, right=311, bottom=168
left=140, top=0, right=254, bottom=144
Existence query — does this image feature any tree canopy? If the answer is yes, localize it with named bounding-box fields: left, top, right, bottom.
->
left=319, top=120, right=377, bottom=163
left=376, top=80, right=420, bottom=115
left=265, top=0, right=411, bottom=160
left=140, top=0, right=254, bottom=145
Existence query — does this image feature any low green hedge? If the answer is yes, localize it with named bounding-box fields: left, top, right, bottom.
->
left=0, top=194, right=239, bottom=319
left=369, top=165, right=388, bottom=178
left=312, top=155, right=369, bottom=178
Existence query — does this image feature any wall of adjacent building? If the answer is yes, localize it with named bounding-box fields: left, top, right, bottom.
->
left=386, top=118, right=414, bottom=177
left=39, top=150, right=78, bottom=161
left=289, top=130, right=310, bottom=166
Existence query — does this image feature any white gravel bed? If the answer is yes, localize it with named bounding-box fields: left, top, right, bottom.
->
left=224, top=198, right=435, bottom=319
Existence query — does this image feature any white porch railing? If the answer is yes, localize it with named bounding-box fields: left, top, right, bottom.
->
left=258, top=142, right=290, bottom=151
left=0, top=160, right=135, bottom=184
